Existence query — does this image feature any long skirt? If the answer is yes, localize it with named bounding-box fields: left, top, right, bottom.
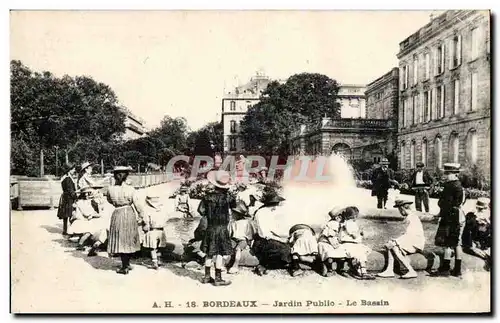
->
left=107, top=206, right=141, bottom=254
left=435, top=210, right=464, bottom=248
left=318, top=242, right=347, bottom=261
left=57, top=193, right=75, bottom=220
left=251, top=235, right=292, bottom=269
left=200, top=224, right=233, bottom=257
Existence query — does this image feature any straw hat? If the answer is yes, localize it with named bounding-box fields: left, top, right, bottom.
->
left=393, top=200, right=413, bottom=208
left=146, top=195, right=162, bottom=208
left=289, top=224, right=315, bottom=236
left=62, top=163, right=76, bottom=175
left=379, top=158, right=390, bottom=165
left=264, top=194, right=285, bottom=206
left=206, top=170, right=232, bottom=189
left=80, top=162, right=93, bottom=172
left=476, top=198, right=490, bottom=210
left=113, top=166, right=133, bottom=173
left=443, top=163, right=461, bottom=174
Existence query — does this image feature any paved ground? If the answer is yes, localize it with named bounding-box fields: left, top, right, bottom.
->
left=10, top=183, right=490, bottom=313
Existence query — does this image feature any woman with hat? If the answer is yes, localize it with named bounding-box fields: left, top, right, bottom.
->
left=251, top=194, right=292, bottom=276
left=77, top=162, right=96, bottom=190
left=462, top=198, right=491, bottom=271
left=143, top=195, right=168, bottom=270
left=317, top=207, right=349, bottom=277
left=197, top=170, right=236, bottom=286
left=105, top=166, right=146, bottom=275
left=227, top=201, right=255, bottom=274
left=431, top=163, right=466, bottom=278
left=57, top=163, right=78, bottom=236
left=371, top=158, right=398, bottom=209
left=377, top=200, right=425, bottom=279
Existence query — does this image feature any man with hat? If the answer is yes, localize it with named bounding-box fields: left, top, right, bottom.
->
left=411, top=162, right=434, bottom=213
left=377, top=200, right=425, bottom=279
left=462, top=197, right=491, bottom=271
left=227, top=201, right=255, bottom=274
left=371, top=158, right=398, bottom=209
left=431, top=163, right=465, bottom=277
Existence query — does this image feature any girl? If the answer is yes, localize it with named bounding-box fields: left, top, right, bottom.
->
left=227, top=201, right=255, bottom=274
left=339, top=207, right=375, bottom=280
left=317, top=208, right=349, bottom=277
left=57, top=163, right=77, bottom=236
left=288, top=224, right=319, bottom=277
left=198, top=170, right=236, bottom=286
left=175, top=186, right=192, bottom=218
left=143, top=195, right=168, bottom=269
left=78, top=162, right=96, bottom=190
left=68, top=187, right=102, bottom=250
left=106, top=166, right=146, bottom=275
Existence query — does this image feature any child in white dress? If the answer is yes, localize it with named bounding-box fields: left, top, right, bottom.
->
left=143, top=195, right=168, bottom=269
left=288, top=224, right=319, bottom=277
left=175, top=186, right=192, bottom=217
left=317, top=208, right=349, bottom=277
left=227, top=201, right=255, bottom=274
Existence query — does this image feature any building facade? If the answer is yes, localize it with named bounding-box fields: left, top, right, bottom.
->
left=121, top=107, right=147, bottom=141
left=396, top=10, right=490, bottom=174
left=221, top=71, right=272, bottom=154
left=338, top=84, right=367, bottom=119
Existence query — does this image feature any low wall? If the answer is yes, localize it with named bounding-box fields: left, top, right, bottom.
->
left=13, top=173, right=172, bottom=210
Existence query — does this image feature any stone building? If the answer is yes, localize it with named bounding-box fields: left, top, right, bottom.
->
left=120, top=107, right=147, bottom=141
left=338, top=84, right=367, bottom=119
left=396, top=10, right=491, bottom=175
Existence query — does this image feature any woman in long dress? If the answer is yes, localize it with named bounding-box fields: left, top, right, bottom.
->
left=106, top=166, right=147, bottom=275
left=56, top=163, right=77, bottom=236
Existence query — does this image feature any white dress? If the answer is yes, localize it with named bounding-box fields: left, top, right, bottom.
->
left=68, top=199, right=107, bottom=235
left=143, top=204, right=168, bottom=249
left=290, top=228, right=319, bottom=256
left=394, top=212, right=425, bottom=255
left=317, top=220, right=348, bottom=261
left=339, top=220, right=372, bottom=263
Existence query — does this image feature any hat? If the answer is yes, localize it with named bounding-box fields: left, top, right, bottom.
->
left=341, top=206, right=360, bottom=220
left=289, top=224, right=315, bottom=236
left=379, top=158, right=390, bottom=165
left=146, top=196, right=162, bottom=208
left=91, top=184, right=105, bottom=189
left=80, top=162, right=93, bottom=172
left=416, top=162, right=425, bottom=168
left=62, top=163, right=76, bottom=175
left=393, top=200, right=413, bottom=208
left=206, top=170, right=232, bottom=189
left=264, top=194, right=285, bottom=205
left=78, top=187, right=95, bottom=194
left=443, top=163, right=461, bottom=173
left=328, top=207, right=347, bottom=219
left=179, top=185, right=189, bottom=192
left=476, top=198, right=490, bottom=209
left=231, top=201, right=250, bottom=218
left=113, top=166, right=133, bottom=173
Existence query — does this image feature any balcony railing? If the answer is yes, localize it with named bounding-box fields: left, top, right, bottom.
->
left=292, top=118, right=394, bottom=138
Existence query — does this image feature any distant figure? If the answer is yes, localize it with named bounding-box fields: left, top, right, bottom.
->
left=462, top=198, right=491, bottom=271
left=377, top=200, right=425, bottom=279
left=175, top=185, right=192, bottom=217
left=431, top=163, right=465, bottom=278
left=411, top=162, right=433, bottom=213
left=371, top=158, right=398, bottom=209
left=57, top=163, right=77, bottom=236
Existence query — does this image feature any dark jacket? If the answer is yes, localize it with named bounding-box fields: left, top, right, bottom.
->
left=56, top=176, right=77, bottom=219
left=371, top=167, right=395, bottom=193
left=411, top=169, right=433, bottom=188
left=438, top=179, right=464, bottom=221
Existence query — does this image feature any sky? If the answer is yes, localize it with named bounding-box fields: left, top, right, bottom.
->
left=10, top=10, right=440, bottom=131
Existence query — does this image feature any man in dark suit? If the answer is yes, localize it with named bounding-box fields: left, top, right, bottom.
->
left=411, top=162, right=433, bottom=213
left=371, top=158, right=398, bottom=209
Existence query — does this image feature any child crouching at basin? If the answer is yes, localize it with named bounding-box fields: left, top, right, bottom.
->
left=142, top=195, right=168, bottom=270
left=377, top=200, right=425, bottom=279
left=288, top=224, right=319, bottom=277
left=339, top=207, right=375, bottom=280
left=227, top=201, right=255, bottom=274
left=317, top=208, right=349, bottom=277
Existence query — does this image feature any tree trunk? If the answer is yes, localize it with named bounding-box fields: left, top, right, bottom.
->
left=40, top=149, right=44, bottom=177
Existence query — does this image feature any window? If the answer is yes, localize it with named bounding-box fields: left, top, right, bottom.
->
left=401, top=142, right=406, bottom=169
left=401, top=65, right=409, bottom=89
left=449, top=133, right=459, bottom=163
left=230, top=101, right=236, bottom=111
left=466, top=129, right=478, bottom=164
left=230, top=138, right=237, bottom=151
left=401, top=99, right=406, bottom=127
left=436, top=85, right=445, bottom=119
left=436, top=44, right=445, bottom=75
left=471, top=28, right=479, bottom=60
left=413, top=56, right=418, bottom=85
left=410, top=141, right=416, bottom=169
left=453, top=79, right=460, bottom=114
left=430, top=89, right=434, bottom=120
left=450, top=34, right=462, bottom=68
left=471, top=72, right=478, bottom=111
left=412, top=94, right=417, bottom=125
left=435, top=136, right=443, bottom=169
left=419, top=93, right=425, bottom=123
left=424, top=91, right=430, bottom=122
left=230, top=120, right=236, bottom=133
left=422, top=138, right=428, bottom=166
left=424, top=52, right=430, bottom=79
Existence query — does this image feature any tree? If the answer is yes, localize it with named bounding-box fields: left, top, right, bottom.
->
left=187, top=121, right=223, bottom=156
left=240, top=73, right=341, bottom=155
left=148, top=116, right=189, bottom=164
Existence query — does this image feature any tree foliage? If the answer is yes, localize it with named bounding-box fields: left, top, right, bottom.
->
left=240, top=73, right=341, bottom=155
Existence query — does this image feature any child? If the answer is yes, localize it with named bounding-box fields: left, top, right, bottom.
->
left=462, top=198, right=492, bottom=271
left=227, top=201, right=255, bottom=274
left=288, top=224, right=319, bottom=277
left=175, top=186, right=192, bottom=218
left=317, top=208, right=349, bottom=277
left=339, top=206, right=375, bottom=280
left=143, top=195, right=168, bottom=269
left=69, top=187, right=102, bottom=251
left=377, top=200, right=425, bottom=279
